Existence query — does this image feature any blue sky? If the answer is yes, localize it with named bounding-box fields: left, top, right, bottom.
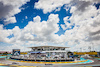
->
left=0, top=0, right=100, bottom=52
left=4, top=0, right=72, bottom=35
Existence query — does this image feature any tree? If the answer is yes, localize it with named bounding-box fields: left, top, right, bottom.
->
left=3, top=52, right=8, bottom=55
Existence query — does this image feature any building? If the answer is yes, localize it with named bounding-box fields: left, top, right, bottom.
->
left=10, top=46, right=75, bottom=62
left=29, top=46, right=69, bottom=59
left=12, top=49, right=20, bottom=56
left=74, top=52, right=98, bottom=56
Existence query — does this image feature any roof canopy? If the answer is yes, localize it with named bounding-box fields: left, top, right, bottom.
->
left=28, top=46, right=69, bottom=48
left=29, top=52, right=46, bottom=54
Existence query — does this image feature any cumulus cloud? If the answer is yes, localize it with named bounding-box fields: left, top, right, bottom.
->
left=34, top=0, right=100, bottom=51
left=34, top=0, right=100, bottom=14
left=55, top=7, right=61, bottom=12
left=22, top=14, right=60, bottom=43
left=45, top=0, right=99, bottom=51
left=0, top=14, right=65, bottom=50
left=4, top=16, right=16, bottom=25
left=0, top=0, right=30, bottom=24
left=61, top=16, right=74, bottom=30
left=0, top=25, right=12, bottom=43
left=34, top=0, right=72, bottom=14
left=1, top=0, right=100, bottom=51
left=62, top=0, right=100, bottom=51
left=0, top=44, right=30, bottom=51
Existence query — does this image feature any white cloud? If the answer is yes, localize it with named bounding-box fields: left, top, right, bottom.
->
left=33, top=16, right=41, bottom=22
left=34, top=0, right=100, bottom=14
left=64, top=4, right=71, bottom=11
left=0, top=0, right=100, bottom=52
left=34, top=0, right=72, bottom=14
left=34, top=0, right=100, bottom=51
left=0, top=44, right=31, bottom=51
left=70, top=6, right=77, bottom=13
left=25, top=16, right=28, bottom=19
left=55, top=7, right=61, bottom=12
left=0, top=24, right=13, bottom=43
left=4, top=16, right=16, bottom=25
left=62, top=0, right=100, bottom=51
left=0, top=0, right=30, bottom=24
left=0, top=14, right=65, bottom=51
left=61, top=16, right=74, bottom=30
left=23, top=14, right=60, bottom=43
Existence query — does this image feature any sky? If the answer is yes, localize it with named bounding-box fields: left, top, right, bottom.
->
left=0, top=0, right=100, bottom=52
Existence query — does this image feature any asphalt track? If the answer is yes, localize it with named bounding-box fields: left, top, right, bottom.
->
left=0, top=59, right=100, bottom=67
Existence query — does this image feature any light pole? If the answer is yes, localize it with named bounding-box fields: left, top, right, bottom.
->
left=88, top=46, right=91, bottom=52
left=92, top=42, right=94, bottom=51
left=80, top=48, right=82, bottom=52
